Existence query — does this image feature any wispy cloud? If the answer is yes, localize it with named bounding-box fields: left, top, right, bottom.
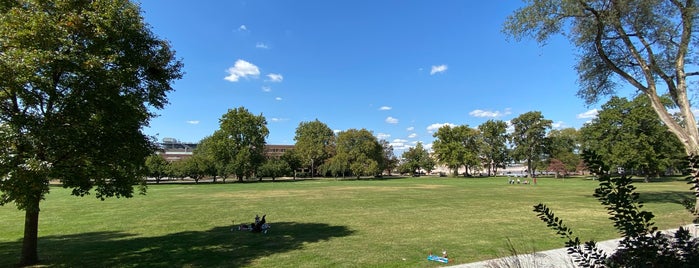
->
left=385, top=116, right=399, bottom=124
left=186, top=120, right=200, bottom=125
left=577, top=109, right=599, bottom=119
left=430, top=64, right=448, bottom=75
left=262, top=86, right=271, bottom=92
left=552, top=121, right=567, bottom=129
left=469, top=108, right=512, bottom=118
left=406, top=126, right=415, bottom=131
left=275, top=97, right=282, bottom=101
left=238, top=25, right=248, bottom=31
left=267, top=73, right=283, bottom=82
left=256, top=42, right=269, bottom=49
left=379, top=106, right=392, bottom=111
left=376, top=133, right=391, bottom=140
left=224, top=59, right=260, bottom=82
left=390, top=139, right=410, bottom=150
left=408, top=133, right=417, bottom=138
left=270, top=118, right=287, bottom=122
left=426, top=122, right=456, bottom=133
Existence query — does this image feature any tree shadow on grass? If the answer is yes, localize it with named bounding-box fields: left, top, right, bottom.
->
left=638, top=190, right=695, bottom=205
left=0, top=222, right=354, bottom=267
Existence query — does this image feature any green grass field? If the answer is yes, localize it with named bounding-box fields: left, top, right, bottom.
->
left=0, top=176, right=695, bottom=267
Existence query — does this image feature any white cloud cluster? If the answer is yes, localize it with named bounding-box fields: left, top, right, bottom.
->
left=379, top=106, right=392, bottom=111
left=224, top=59, right=260, bottom=82
left=385, top=116, right=399, bottom=124
left=267, top=73, right=283, bottom=82
left=577, top=109, right=599, bottom=119
left=430, top=64, right=448, bottom=75
left=224, top=59, right=284, bottom=85
left=469, top=108, right=512, bottom=118
left=390, top=139, right=411, bottom=151
left=376, top=133, right=391, bottom=140
left=426, top=122, right=456, bottom=133
left=408, top=133, right=417, bottom=138
left=551, top=121, right=567, bottom=129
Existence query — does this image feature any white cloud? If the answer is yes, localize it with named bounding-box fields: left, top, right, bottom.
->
left=469, top=108, right=512, bottom=118
left=224, top=59, right=260, bottom=82
left=262, top=86, right=271, bottom=92
left=390, top=139, right=410, bottom=151
left=333, top=129, right=342, bottom=134
left=379, top=106, right=392, bottom=111
left=385, top=116, right=399, bottom=124
left=256, top=42, right=269, bottom=49
left=376, top=133, right=391, bottom=140
left=430, top=64, right=448, bottom=75
left=406, top=126, right=415, bottom=131
left=267, top=73, right=283, bottom=82
left=186, top=120, right=200, bottom=125
left=408, top=133, right=417, bottom=138
left=552, top=121, right=566, bottom=129
left=426, top=122, right=456, bottom=133
left=238, top=25, right=248, bottom=31
left=270, top=118, right=287, bottom=122
left=505, top=120, right=514, bottom=134
left=577, top=109, right=599, bottom=119
left=275, top=97, right=282, bottom=101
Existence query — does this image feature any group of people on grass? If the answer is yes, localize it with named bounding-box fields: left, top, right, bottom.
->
left=508, top=177, right=536, bottom=184
left=237, top=214, right=270, bottom=233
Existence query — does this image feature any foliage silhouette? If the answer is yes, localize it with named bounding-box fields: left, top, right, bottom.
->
left=0, top=222, right=353, bottom=267
left=533, top=150, right=699, bottom=267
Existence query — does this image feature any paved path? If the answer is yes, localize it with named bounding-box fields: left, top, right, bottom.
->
left=447, top=224, right=698, bottom=268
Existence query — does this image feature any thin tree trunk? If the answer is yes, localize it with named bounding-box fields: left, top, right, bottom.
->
left=20, top=202, right=40, bottom=266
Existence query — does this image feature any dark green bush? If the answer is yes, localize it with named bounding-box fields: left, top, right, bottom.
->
left=533, top=150, right=699, bottom=267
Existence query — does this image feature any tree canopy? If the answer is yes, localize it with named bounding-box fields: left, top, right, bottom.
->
left=580, top=95, right=685, bottom=179
left=432, top=124, right=481, bottom=176
left=510, top=111, right=553, bottom=177
left=478, top=120, right=509, bottom=176
left=0, top=0, right=183, bottom=265
left=294, top=119, right=335, bottom=177
left=208, top=107, right=269, bottom=181
left=332, top=128, right=382, bottom=179
left=504, top=0, right=699, bottom=154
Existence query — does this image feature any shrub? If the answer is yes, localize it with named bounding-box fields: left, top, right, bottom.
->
left=533, top=150, right=699, bottom=267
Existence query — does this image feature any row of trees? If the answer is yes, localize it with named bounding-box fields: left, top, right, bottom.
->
left=149, top=93, right=685, bottom=183
left=427, top=95, right=685, bottom=179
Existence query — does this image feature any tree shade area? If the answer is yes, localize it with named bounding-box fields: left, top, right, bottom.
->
left=0, top=0, right=183, bottom=265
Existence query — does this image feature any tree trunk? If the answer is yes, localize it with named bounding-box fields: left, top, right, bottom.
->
left=20, top=201, right=40, bottom=266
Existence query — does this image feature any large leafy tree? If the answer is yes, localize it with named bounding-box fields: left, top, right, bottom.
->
left=432, top=125, right=481, bottom=176
left=379, top=139, right=399, bottom=176
left=145, top=154, right=170, bottom=184
left=546, top=128, right=582, bottom=176
left=208, top=107, right=268, bottom=182
left=332, top=129, right=382, bottom=179
left=510, top=111, right=553, bottom=177
left=294, top=119, right=335, bottom=177
left=0, top=0, right=182, bottom=265
left=504, top=0, right=699, bottom=208
left=478, top=120, right=509, bottom=176
left=400, top=142, right=434, bottom=176
left=580, top=96, right=685, bottom=180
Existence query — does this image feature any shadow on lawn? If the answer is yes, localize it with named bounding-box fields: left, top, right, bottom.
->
left=638, top=190, right=694, bottom=205
left=0, top=222, right=354, bottom=267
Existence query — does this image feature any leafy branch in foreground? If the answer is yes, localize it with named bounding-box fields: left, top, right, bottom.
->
left=534, top=150, right=699, bottom=267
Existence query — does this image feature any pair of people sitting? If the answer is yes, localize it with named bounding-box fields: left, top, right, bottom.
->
left=238, top=214, right=269, bottom=233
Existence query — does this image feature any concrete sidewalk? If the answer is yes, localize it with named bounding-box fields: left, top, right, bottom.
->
left=448, top=224, right=698, bottom=268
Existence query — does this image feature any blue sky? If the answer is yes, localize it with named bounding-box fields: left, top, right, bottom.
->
left=139, top=1, right=607, bottom=153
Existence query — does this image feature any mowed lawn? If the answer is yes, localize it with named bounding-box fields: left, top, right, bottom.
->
left=0, top=176, right=695, bottom=267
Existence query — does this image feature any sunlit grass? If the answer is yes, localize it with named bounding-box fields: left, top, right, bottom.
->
left=0, top=176, right=695, bottom=267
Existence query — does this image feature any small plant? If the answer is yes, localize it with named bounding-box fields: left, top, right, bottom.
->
left=533, top=150, right=699, bottom=267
